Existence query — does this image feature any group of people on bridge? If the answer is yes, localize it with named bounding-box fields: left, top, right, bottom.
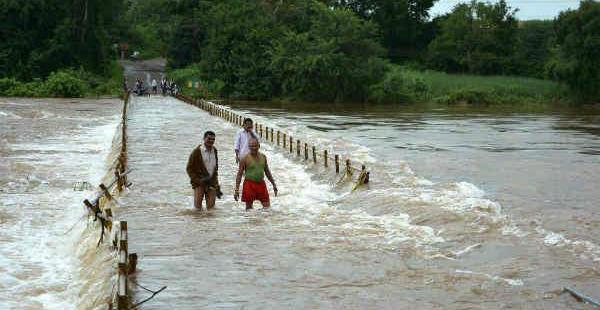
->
left=186, top=118, right=278, bottom=211
left=125, top=78, right=178, bottom=96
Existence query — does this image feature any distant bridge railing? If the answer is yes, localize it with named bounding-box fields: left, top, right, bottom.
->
left=176, top=94, right=370, bottom=188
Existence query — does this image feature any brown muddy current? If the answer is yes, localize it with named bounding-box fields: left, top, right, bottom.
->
left=1, top=93, right=599, bottom=309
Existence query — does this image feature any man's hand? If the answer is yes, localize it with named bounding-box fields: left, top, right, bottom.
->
left=234, top=190, right=239, bottom=201
left=200, top=176, right=211, bottom=186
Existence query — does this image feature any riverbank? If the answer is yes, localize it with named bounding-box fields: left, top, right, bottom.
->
left=414, top=69, right=570, bottom=105
left=172, top=64, right=571, bottom=106
left=0, top=61, right=124, bottom=98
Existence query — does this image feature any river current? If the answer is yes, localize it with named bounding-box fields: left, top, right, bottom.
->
left=1, top=93, right=598, bottom=309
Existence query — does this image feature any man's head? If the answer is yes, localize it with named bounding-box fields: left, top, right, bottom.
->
left=243, top=118, right=253, bottom=132
left=204, top=131, right=216, bottom=148
left=248, top=138, right=259, bottom=154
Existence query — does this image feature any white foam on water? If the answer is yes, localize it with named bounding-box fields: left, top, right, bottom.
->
left=0, top=100, right=30, bottom=106
left=535, top=226, right=600, bottom=262
left=391, top=171, right=508, bottom=227
left=211, top=102, right=599, bottom=268
left=0, top=117, right=119, bottom=309
left=453, top=243, right=483, bottom=257
left=0, top=110, right=22, bottom=119
left=256, top=143, right=444, bottom=250
left=455, top=269, right=524, bottom=286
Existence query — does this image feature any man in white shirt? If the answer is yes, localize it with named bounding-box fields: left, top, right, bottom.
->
left=151, top=79, right=158, bottom=94
left=234, top=118, right=259, bottom=163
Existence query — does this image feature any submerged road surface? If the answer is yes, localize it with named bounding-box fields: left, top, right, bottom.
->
left=119, top=95, right=597, bottom=309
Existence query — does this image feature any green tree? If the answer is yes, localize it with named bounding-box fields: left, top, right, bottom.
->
left=195, top=0, right=286, bottom=99
left=323, top=0, right=436, bottom=61
left=270, top=2, right=386, bottom=102
left=513, top=20, right=554, bottom=78
left=547, top=0, right=600, bottom=103
left=0, top=0, right=126, bottom=80
left=426, top=0, right=518, bottom=75
left=166, top=1, right=215, bottom=68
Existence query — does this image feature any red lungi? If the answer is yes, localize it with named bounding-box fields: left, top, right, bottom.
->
left=241, top=179, right=270, bottom=204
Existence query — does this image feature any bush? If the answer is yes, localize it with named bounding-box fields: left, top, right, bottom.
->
left=1, top=65, right=122, bottom=98
left=91, top=61, right=124, bottom=97
left=0, top=78, right=47, bottom=97
left=44, top=70, right=87, bottom=97
left=0, top=78, right=20, bottom=94
left=7, top=81, right=46, bottom=97
left=368, top=66, right=429, bottom=103
left=169, top=64, right=225, bottom=98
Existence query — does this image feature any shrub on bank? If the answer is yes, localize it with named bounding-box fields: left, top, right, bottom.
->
left=0, top=61, right=123, bottom=98
left=89, top=62, right=124, bottom=97
left=169, top=65, right=225, bottom=99
left=0, top=78, right=47, bottom=97
left=0, top=78, right=20, bottom=94
left=44, top=70, right=87, bottom=98
left=368, top=66, right=429, bottom=104
left=7, top=80, right=46, bottom=97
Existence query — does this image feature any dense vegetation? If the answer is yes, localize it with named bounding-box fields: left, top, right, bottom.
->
left=164, top=0, right=598, bottom=104
left=0, top=0, right=127, bottom=97
left=546, top=0, right=600, bottom=103
left=1, top=0, right=598, bottom=103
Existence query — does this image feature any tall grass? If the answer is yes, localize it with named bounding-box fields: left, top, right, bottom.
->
left=412, top=69, right=570, bottom=104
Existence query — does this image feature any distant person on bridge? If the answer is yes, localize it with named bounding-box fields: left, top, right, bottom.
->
left=234, top=118, right=259, bottom=164
left=151, top=79, right=157, bottom=94
left=234, top=139, right=277, bottom=210
left=186, top=131, right=222, bottom=210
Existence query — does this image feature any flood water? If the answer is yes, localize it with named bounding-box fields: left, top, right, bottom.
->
left=120, top=95, right=598, bottom=309
left=0, top=97, right=121, bottom=309
left=1, top=92, right=599, bottom=309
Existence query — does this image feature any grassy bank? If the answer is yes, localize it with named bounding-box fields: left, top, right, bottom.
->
left=0, top=61, right=124, bottom=98
left=169, top=63, right=570, bottom=106
left=419, top=70, right=570, bottom=105
left=368, top=65, right=570, bottom=105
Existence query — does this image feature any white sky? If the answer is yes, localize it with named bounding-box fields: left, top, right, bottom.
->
left=429, top=0, right=583, bottom=20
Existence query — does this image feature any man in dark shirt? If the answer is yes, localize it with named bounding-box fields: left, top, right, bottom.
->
left=186, top=131, right=220, bottom=210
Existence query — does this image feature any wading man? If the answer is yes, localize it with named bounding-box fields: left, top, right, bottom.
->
left=234, top=139, right=277, bottom=210
left=186, top=131, right=220, bottom=210
left=234, top=118, right=258, bottom=164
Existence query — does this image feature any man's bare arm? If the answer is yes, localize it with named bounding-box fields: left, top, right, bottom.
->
left=263, top=156, right=278, bottom=196
left=234, top=157, right=246, bottom=200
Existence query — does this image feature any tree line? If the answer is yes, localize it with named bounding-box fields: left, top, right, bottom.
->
left=0, top=0, right=127, bottom=96
left=0, top=0, right=598, bottom=103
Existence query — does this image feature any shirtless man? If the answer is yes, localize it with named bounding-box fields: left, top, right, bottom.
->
left=234, top=139, right=277, bottom=210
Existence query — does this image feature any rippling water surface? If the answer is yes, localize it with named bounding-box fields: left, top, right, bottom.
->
left=1, top=93, right=598, bottom=309
left=0, top=98, right=120, bottom=309
left=120, top=96, right=598, bottom=309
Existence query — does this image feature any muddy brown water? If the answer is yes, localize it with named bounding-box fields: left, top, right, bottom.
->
left=119, top=95, right=597, bottom=309
left=1, top=72, right=599, bottom=308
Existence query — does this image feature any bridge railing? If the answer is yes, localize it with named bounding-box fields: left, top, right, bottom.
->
left=176, top=94, right=370, bottom=187
left=81, top=92, right=136, bottom=310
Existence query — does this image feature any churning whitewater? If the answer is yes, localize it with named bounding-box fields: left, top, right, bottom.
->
left=0, top=98, right=121, bottom=309
left=1, top=94, right=598, bottom=309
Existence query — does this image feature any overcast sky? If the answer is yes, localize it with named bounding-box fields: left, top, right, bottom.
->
left=429, top=0, right=582, bottom=20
